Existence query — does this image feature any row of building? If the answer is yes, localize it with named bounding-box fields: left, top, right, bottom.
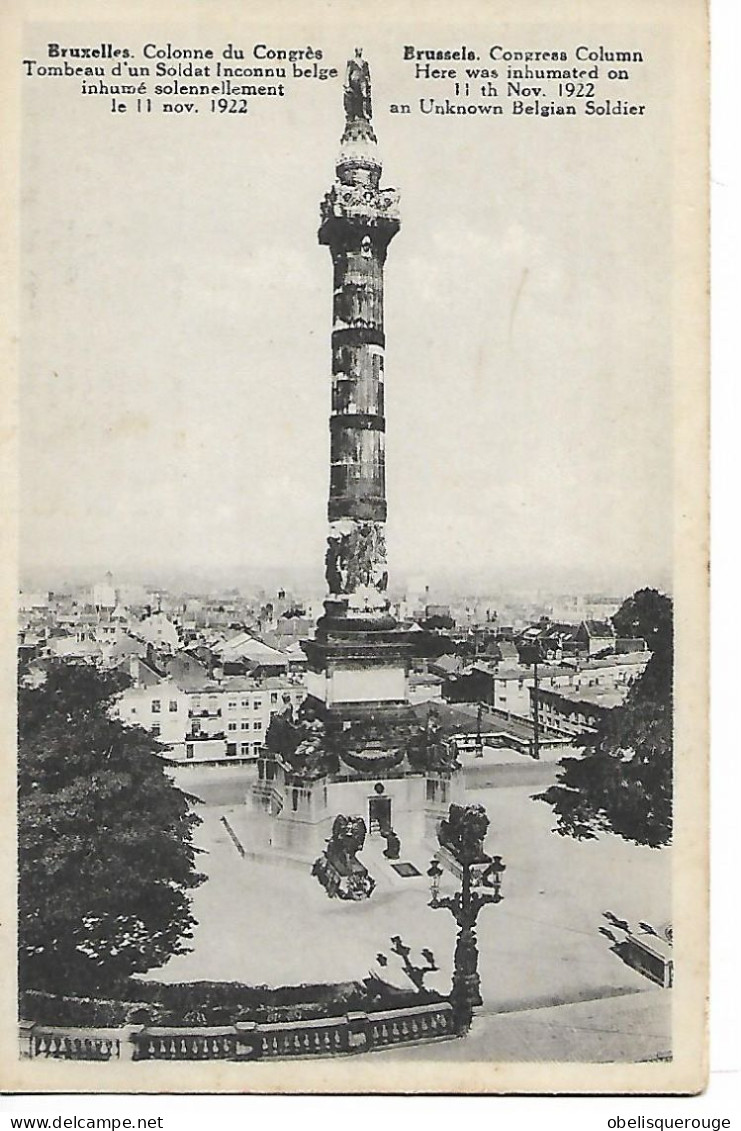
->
left=19, top=581, right=650, bottom=762
left=442, top=650, right=650, bottom=720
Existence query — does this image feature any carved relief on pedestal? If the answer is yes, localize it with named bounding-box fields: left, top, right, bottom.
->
left=325, top=519, right=388, bottom=597
left=321, top=184, right=400, bottom=227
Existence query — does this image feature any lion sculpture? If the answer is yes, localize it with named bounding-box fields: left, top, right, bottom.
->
left=437, top=803, right=491, bottom=866
left=312, top=814, right=376, bottom=901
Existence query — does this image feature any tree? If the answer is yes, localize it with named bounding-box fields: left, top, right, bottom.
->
left=536, top=590, right=673, bottom=848
left=612, top=587, right=673, bottom=660
left=18, top=661, right=204, bottom=995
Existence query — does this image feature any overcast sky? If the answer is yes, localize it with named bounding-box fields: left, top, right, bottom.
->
left=20, top=19, right=673, bottom=597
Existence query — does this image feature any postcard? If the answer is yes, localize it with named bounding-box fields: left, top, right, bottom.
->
left=0, top=0, right=708, bottom=1094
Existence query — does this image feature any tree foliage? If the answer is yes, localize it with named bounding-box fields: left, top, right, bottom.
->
left=536, top=589, right=673, bottom=848
left=18, top=661, right=204, bottom=995
left=612, top=587, right=673, bottom=662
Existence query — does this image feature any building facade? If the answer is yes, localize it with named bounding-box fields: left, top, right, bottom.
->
left=115, top=675, right=307, bottom=764
left=529, top=685, right=624, bottom=737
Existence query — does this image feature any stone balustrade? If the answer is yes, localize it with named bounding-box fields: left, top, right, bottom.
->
left=134, top=1025, right=251, bottom=1061
left=21, top=1022, right=126, bottom=1061
left=367, top=1003, right=454, bottom=1048
left=20, top=1001, right=456, bottom=1061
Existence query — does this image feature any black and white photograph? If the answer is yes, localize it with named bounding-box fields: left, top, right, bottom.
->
left=2, top=0, right=708, bottom=1095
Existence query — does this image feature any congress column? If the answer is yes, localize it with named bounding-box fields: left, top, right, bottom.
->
left=318, top=50, right=400, bottom=624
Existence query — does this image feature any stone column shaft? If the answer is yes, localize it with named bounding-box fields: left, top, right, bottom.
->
left=318, top=79, right=400, bottom=616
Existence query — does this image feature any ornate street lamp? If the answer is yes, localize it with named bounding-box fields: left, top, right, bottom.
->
left=428, top=803, right=506, bottom=1034
left=427, top=858, right=443, bottom=905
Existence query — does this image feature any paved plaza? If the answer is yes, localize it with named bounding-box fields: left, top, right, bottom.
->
left=370, top=989, right=671, bottom=1063
left=142, top=752, right=672, bottom=1061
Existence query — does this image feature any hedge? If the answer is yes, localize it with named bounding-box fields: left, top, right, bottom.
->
left=21, top=978, right=443, bottom=1027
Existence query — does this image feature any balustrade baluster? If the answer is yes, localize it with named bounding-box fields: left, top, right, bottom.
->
left=20, top=1005, right=459, bottom=1062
